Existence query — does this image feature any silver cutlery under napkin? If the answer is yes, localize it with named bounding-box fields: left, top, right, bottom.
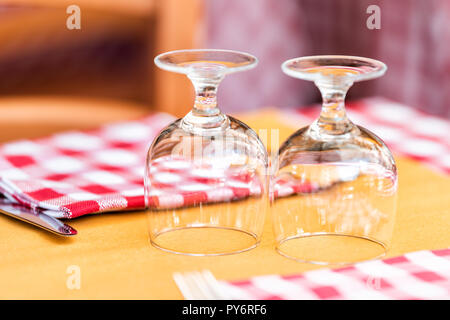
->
left=0, top=200, right=77, bottom=236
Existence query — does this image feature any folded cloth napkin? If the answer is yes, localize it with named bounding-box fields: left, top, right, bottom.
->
left=0, top=112, right=321, bottom=219
left=0, top=113, right=175, bottom=218
left=2, top=97, right=447, bottom=219
left=0, top=112, right=329, bottom=219
left=146, top=155, right=266, bottom=210
left=221, top=248, right=450, bottom=300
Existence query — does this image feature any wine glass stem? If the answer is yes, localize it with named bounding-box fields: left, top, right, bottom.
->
left=181, top=74, right=229, bottom=132
left=191, top=78, right=220, bottom=116
left=315, top=83, right=355, bottom=135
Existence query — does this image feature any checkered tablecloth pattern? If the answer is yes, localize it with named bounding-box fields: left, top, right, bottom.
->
left=146, top=156, right=264, bottom=209
left=284, top=97, right=450, bottom=175
left=0, top=113, right=175, bottom=218
left=0, top=97, right=447, bottom=219
left=221, top=248, right=450, bottom=299
left=0, top=112, right=272, bottom=218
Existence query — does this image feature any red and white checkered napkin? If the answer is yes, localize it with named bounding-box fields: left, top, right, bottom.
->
left=0, top=113, right=175, bottom=219
left=221, top=248, right=450, bottom=300
left=0, top=112, right=270, bottom=219
left=284, top=97, right=450, bottom=175
left=146, top=156, right=264, bottom=209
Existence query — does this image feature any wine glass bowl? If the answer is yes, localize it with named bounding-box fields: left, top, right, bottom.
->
left=273, top=55, right=397, bottom=265
left=146, top=49, right=268, bottom=256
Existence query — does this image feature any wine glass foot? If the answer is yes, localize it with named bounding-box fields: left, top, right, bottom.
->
left=276, top=233, right=388, bottom=266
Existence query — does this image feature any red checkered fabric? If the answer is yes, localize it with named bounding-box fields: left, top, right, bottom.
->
left=221, top=248, right=450, bottom=299
left=0, top=112, right=279, bottom=218
left=0, top=110, right=310, bottom=219
left=273, top=177, right=319, bottom=199
left=0, top=113, right=175, bottom=218
left=0, top=97, right=447, bottom=219
left=283, top=97, right=450, bottom=175
left=207, top=0, right=450, bottom=118
left=146, top=156, right=264, bottom=209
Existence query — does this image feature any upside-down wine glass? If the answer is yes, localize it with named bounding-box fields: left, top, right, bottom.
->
left=145, top=49, right=268, bottom=256
left=272, top=55, right=397, bottom=265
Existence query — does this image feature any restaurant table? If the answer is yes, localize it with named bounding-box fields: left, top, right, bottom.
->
left=0, top=97, right=449, bottom=299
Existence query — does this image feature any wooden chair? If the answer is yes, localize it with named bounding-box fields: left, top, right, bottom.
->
left=152, top=0, right=204, bottom=117
left=0, top=0, right=204, bottom=120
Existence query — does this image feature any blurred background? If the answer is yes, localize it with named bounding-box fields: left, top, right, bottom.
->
left=0, top=0, right=448, bottom=131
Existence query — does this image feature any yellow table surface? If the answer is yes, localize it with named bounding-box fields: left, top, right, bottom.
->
left=0, top=107, right=449, bottom=299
